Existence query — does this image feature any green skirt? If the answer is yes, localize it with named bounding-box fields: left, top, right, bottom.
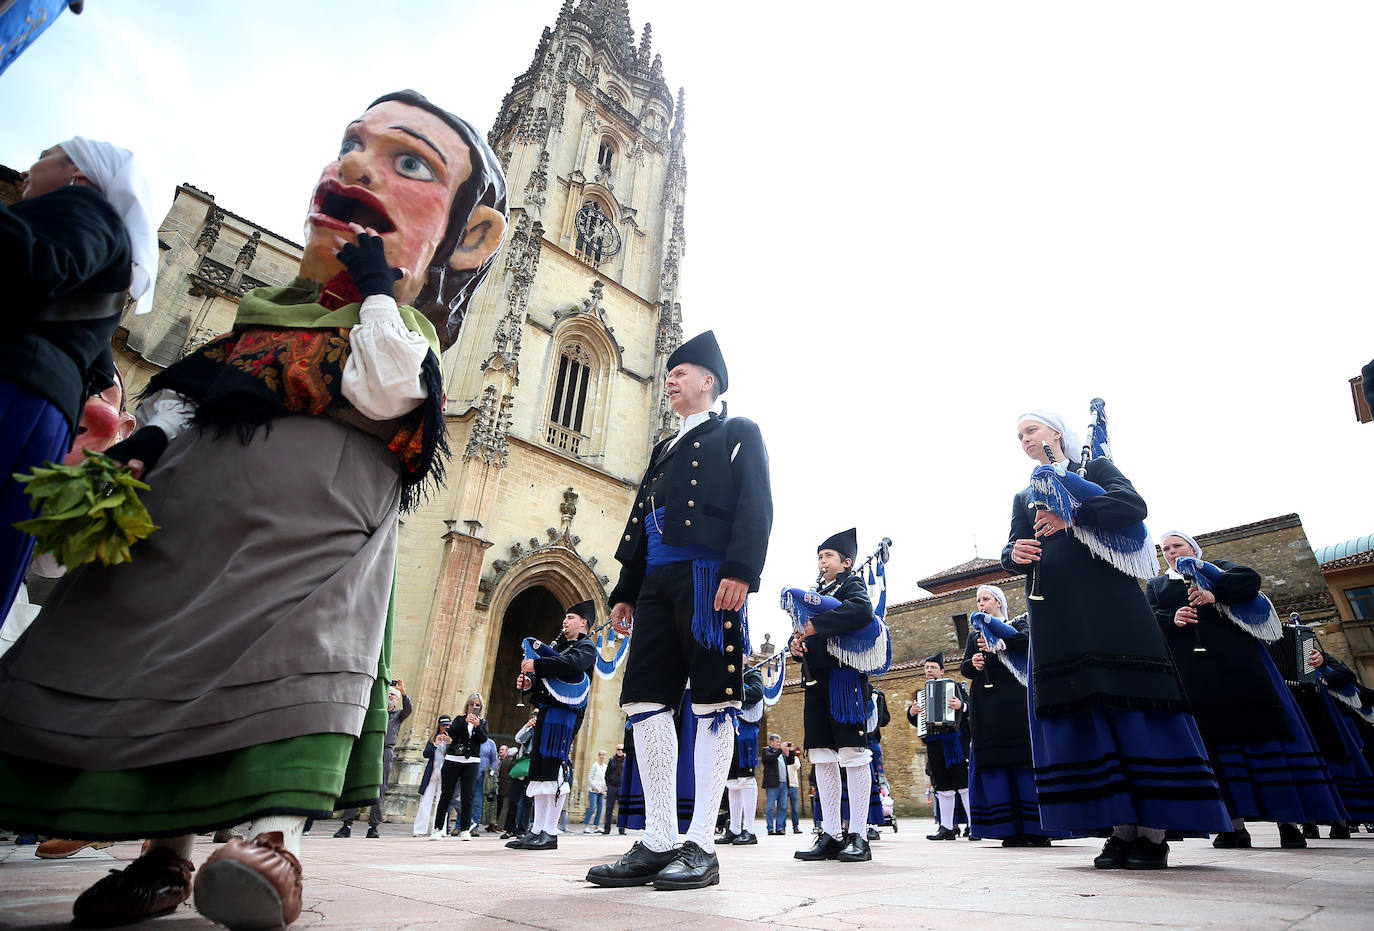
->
left=0, top=603, right=394, bottom=841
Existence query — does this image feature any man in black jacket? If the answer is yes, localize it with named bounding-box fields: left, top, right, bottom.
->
left=602, top=741, right=627, bottom=834
left=587, top=331, right=772, bottom=891
left=760, top=735, right=799, bottom=835
left=791, top=529, right=882, bottom=863
left=510, top=600, right=598, bottom=850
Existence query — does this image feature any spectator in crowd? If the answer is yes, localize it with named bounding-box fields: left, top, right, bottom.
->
left=473, top=734, right=499, bottom=834
left=604, top=742, right=627, bottom=834
left=786, top=750, right=803, bottom=832
left=335, top=679, right=412, bottom=838
left=761, top=734, right=800, bottom=835
left=583, top=750, right=608, bottom=833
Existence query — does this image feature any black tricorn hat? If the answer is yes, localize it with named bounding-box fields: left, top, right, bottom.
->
left=667, top=330, right=728, bottom=393
left=924, top=652, right=945, bottom=666
left=566, top=600, right=596, bottom=622
left=818, top=528, right=858, bottom=563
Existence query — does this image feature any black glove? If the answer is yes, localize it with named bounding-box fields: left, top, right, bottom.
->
left=336, top=232, right=403, bottom=300
left=105, top=425, right=169, bottom=473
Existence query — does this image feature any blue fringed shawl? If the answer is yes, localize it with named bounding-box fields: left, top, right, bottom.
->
left=736, top=719, right=760, bottom=769
left=829, top=667, right=868, bottom=724
left=521, top=637, right=590, bottom=709
left=1174, top=556, right=1282, bottom=642
left=1029, top=463, right=1159, bottom=581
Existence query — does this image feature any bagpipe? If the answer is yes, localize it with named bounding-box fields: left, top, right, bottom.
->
left=746, top=648, right=788, bottom=706
left=516, top=633, right=590, bottom=711
left=1174, top=555, right=1282, bottom=644
left=588, top=617, right=630, bottom=680
left=969, top=611, right=1030, bottom=688
left=779, top=537, right=894, bottom=687
left=1027, top=399, right=1159, bottom=597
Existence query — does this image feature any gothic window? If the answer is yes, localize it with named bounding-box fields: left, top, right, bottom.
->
left=547, top=343, right=592, bottom=454
left=597, top=137, right=615, bottom=172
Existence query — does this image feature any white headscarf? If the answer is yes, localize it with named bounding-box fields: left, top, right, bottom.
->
left=1016, top=410, right=1081, bottom=463
left=61, top=137, right=158, bottom=316
left=976, top=584, right=1009, bottom=620
left=1158, top=530, right=1202, bottom=562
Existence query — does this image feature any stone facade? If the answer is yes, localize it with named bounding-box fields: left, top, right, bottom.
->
left=107, top=0, right=689, bottom=824
left=766, top=512, right=1351, bottom=818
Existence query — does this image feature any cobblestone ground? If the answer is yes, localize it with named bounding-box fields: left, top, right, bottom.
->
left=2, top=821, right=1371, bottom=929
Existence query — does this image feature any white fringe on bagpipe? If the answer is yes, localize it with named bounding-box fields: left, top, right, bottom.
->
left=543, top=675, right=590, bottom=709
left=740, top=700, right=765, bottom=724
left=995, top=651, right=1031, bottom=688
left=1326, top=679, right=1374, bottom=722
left=1218, top=597, right=1283, bottom=644
left=826, top=619, right=892, bottom=676
left=1070, top=525, right=1160, bottom=581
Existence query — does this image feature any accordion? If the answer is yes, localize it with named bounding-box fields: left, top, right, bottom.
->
left=915, top=679, right=958, bottom=738
left=1266, top=623, right=1318, bottom=686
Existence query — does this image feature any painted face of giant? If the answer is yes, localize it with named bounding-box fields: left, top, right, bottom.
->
left=302, top=101, right=471, bottom=306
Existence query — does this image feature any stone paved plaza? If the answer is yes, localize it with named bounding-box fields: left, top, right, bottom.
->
left=1, top=821, right=1371, bottom=929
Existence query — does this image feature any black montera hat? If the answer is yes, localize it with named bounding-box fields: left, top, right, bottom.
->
left=818, top=528, right=858, bottom=563
left=925, top=652, right=945, bottom=666
left=667, top=330, right=728, bottom=393
left=566, top=600, right=595, bottom=621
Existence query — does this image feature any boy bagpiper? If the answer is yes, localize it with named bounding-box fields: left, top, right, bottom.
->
left=790, top=528, right=883, bottom=862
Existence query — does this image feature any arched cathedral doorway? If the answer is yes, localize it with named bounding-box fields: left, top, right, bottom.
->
left=488, top=585, right=562, bottom=742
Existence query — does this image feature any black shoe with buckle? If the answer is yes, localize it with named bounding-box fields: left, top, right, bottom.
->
left=1212, top=829, right=1251, bottom=849
left=714, top=828, right=739, bottom=845
left=523, top=831, right=558, bottom=851
left=837, top=832, right=871, bottom=862
left=732, top=830, right=757, bottom=845
left=1124, top=837, right=1169, bottom=870
left=652, top=841, right=720, bottom=890
left=1279, top=823, right=1308, bottom=849
left=586, top=842, right=679, bottom=887
left=925, top=826, right=958, bottom=841
left=794, top=832, right=845, bottom=861
left=1093, top=836, right=1131, bottom=869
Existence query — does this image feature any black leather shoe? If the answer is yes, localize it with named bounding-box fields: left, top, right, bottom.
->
left=925, top=827, right=958, bottom=841
left=1023, top=835, right=1052, bottom=848
left=1093, top=836, right=1131, bottom=869
left=1212, top=829, right=1251, bottom=849
left=505, top=831, right=538, bottom=849
left=837, top=832, right=871, bottom=862
left=523, top=831, right=558, bottom=850
left=794, top=832, right=845, bottom=861
left=332, top=825, right=350, bottom=838
left=866, top=827, right=879, bottom=841
left=731, top=830, right=757, bottom=845
left=366, top=827, right=380, bottom=839
left=1330, top=822, right=1352, bottom=839
left=714, top=828, right=739, bottom=845
left=586, top=842, right=679, bottom=887
left=1278, top=823, right=1308, bottom=849
left=1301, top=822, right=1320, bottom=839
left=1002, top=835, right=1028, bottom=848
left=1124, top=837, right=1169, bottom=870
left=652, top=841, right=720, bottom=890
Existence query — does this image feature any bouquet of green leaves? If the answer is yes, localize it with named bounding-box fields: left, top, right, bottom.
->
left=12, top=450, right=158, bottom=567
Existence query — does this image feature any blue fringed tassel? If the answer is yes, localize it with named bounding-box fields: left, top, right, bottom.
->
left=691, top=559, right=726, bottom=652
left=538, top=706, right=578, bottom=761
left=829, top=667, right=867, bottom=724
left=737, top=721, right=760, bottom=769
left=695, top=705, right=738, bottom=734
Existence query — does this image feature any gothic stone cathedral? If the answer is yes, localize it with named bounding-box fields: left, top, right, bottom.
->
left=111, top=0, right=688, bottom=819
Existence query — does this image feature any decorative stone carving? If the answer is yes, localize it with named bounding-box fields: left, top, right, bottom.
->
left=196, top=208, right=223, bottom=254
left=475, top=486, right=610, bottom=608
left=462, top=385, right=514, bottom=468
left=235, top=230, right=261, bottom=270
left=524, top=150, right=550, bottom=210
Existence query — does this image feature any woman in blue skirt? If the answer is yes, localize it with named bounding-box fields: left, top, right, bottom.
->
left=1147, top=531, right=1347, bottom=848
left=1002, top=412, right=1231, bottom=869
left=960, top=585, right=1061, bottom=847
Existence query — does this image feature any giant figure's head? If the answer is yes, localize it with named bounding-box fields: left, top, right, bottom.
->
left=303, top=90, right=509, bottom=350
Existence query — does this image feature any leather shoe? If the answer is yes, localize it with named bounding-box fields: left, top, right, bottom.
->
left=1301, top=822, right=1320, bottom=839
left=332, top=825, right=350, bottom=838
left=73, top=846, right=194, bottom=927
left=522, top=831, right=558, bottom=851
left=37, top=839, right=113, bottom=859
left=794, top=832, right=845, bottom=861
left=714, top=827, right=739, bottom=845
left=837, top=832, right=871, bottom=862
left=194, top=831, right=302, bottom=929
left=1279, top=823, right=1308, bottom=848
left=926, top=826, right=958, bottom=841
left=1212, top=829, right=1252, bottom=849
left=1093, top=836, right=1131, bottom=869
left=652, top=841, right=720, bottom=890
left=866, top=827, right=879, bottom=841
left=1124, top=837, right=1169, bottom=870
left=1330, top=822, right=1352, bottom=839
left=732, top=830, right=758, bottom=845
left=587, top=841, right=679, bottom=887
left=366, top=827, right=380, bottom=839
left=505, top=832, right=538, bottom=849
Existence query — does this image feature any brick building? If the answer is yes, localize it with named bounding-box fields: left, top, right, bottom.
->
left=1316, top=534, right=1374, bottom=682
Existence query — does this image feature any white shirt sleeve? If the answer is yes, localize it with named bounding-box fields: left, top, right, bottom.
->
left=137, top=389, right=197, bottom=440
left=341, top=294, right=431, bottom=421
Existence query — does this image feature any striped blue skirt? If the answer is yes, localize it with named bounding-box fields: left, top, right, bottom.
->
left=968, top=753, right=1065, bottom=839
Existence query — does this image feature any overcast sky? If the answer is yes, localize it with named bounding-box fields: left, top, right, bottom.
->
left=5, top=1, right=1372, bottom=651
